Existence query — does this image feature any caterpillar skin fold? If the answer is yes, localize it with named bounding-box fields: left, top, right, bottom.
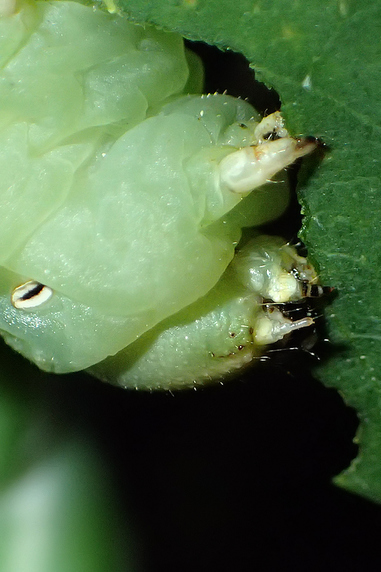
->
left=0, top=0, right=320, bottom=389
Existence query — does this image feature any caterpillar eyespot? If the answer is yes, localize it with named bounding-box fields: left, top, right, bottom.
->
left=11, top=281, right=53, bottom=310
left=0, top=0, right=326, bottom=390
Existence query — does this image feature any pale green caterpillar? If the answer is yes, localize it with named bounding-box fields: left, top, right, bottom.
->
left=0, top=0, right=320, bottom=389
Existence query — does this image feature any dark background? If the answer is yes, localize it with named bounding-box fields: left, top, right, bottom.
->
left=53, top=358, right=378, bottom=572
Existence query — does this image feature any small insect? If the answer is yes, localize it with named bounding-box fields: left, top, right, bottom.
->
left=0, top=0, right=326, bottom=390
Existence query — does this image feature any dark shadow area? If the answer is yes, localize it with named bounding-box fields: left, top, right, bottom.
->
left=186, top=41, right=281, bottom=115
left=43, top=366, right=381, bottom=572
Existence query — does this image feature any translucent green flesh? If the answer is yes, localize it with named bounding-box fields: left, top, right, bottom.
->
left=10, top=101, right=258, bottom=316
left=90, top=264, right=264, bottom=390
left=90, top=236, right=301, bottom=390
left=0, top=268, right=157, bottom=372
left=0, top=1, right=292, bottom=377
left=0, top=0, right=189, bottom=261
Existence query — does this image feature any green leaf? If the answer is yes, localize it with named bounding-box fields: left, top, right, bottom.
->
left=105, top=0, right=381, bottom=502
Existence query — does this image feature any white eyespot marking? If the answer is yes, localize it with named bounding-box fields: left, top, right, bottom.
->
left=11, top=281, right=53, bottom=309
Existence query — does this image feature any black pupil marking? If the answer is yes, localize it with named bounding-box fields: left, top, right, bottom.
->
left=263, top=131, right=278, bottom=141
left=309, top=285, right=321, bottom=297
left=20, top=283, right=44, bottom=301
